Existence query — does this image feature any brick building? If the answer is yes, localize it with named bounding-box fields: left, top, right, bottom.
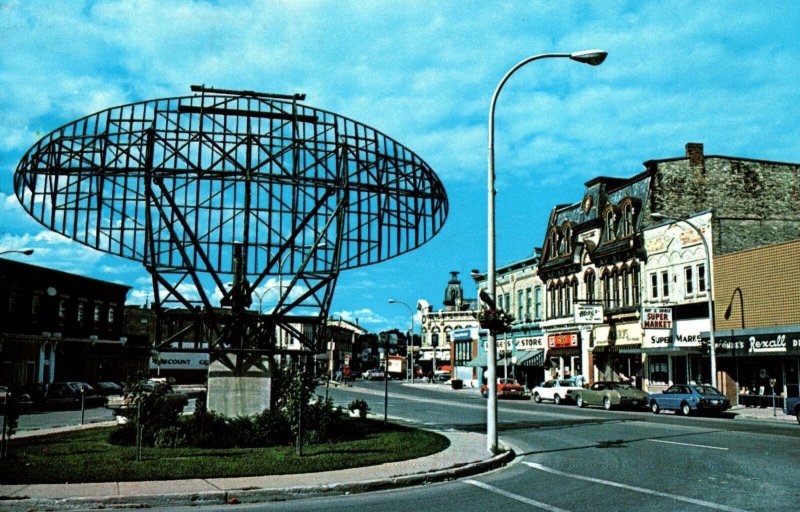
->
left=534, top=143, right=800, bottom=389
left=0, top=259, right=148, bottom=386
left=712, top=239, right=800, bottom=406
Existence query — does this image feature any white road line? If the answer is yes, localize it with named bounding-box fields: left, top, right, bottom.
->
left=523, top=462, right=750, bottom=512
left=647, top=438, right=728, bottom=450
left=464, top=480, right=569, bottom=512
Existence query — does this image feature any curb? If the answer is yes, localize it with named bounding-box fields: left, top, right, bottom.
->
left=2, top=450, right=515, bottom=510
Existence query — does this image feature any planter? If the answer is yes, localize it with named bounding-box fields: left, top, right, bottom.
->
left=451, top=379, right=463, bottom=390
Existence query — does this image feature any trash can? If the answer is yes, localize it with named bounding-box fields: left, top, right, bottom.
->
left=451, top=379, right=463, bottom=390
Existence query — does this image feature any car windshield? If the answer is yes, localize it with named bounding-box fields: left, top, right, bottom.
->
left=558, top=380, right=573, bottom=386
left=612, top=383, right=632, bottom=390
left=695, top=385, right=723, bottom=396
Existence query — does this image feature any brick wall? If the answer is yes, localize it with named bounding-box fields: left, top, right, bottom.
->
left=714, top=239, right=800, bottom=329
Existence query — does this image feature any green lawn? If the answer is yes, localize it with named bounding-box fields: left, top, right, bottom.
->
left=0, top=419, right=449, bottom=484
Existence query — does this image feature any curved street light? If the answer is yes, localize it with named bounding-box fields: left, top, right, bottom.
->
left=651, top=212, right=717, bottom=388
left=0, top=249, right=34, bottom=257
left=485, top=50, right=607, bottom=454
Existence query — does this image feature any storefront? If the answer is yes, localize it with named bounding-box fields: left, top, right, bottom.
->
left=546, top=332, right=583, bottom=381
left=592, top=322, right=642, bottom=385
left=621, top=313, right=706, bottom=393
left=714, top=326, right=800, bottom=408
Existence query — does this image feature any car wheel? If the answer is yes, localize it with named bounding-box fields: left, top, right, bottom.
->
left=795, top=408, right=800, bottom=425
left=576, top=395, right=584, bottom=408
left=603, top=397, right=611, bottom=410
left=481, top=390, right=488, bottom=399
left=533, top=393, right=542, bottom=403
left=680, top=402, right=692, bottom=416
left=650, top=401, right=660, bottom=414
left=554, top=394, right=561, bottom=405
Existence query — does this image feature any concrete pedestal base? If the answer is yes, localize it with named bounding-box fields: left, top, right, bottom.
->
left=206, top=356, right=271, bottom=417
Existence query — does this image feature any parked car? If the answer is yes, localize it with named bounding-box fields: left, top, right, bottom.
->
left=785, top=396, right=800, bottom=424
left=433, top=370, right=451, bottom=382
left=531, top=379, right=583, bottom=405
left=649, top=384, right=730, bottom=416
left=573, top=381, right=649, bottom=410
left=105, top=379, right=189, bottom=419
left=362, top=368, right=386, bottom=381
left=92, top=381, right=123, bottom=397
left=42, top=382, right=105, bottom=409
left=481, top=378, right=528, bottom=399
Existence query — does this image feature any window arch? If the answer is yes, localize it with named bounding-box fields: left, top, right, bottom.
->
left=603, top=208, right=617, bottom=242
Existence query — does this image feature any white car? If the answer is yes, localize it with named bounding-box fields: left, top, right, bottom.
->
left=531, top=379, right=584, bottom=405
left=362, top=369, right=386, bottom=381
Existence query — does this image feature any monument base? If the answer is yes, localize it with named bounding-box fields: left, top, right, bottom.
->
left=207, top=356, right=271, bottom=417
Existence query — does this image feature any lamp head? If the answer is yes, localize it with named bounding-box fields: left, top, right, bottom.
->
left=651, top=212, right=670, bottom=222
left=388, top=299, right=398, bottom=304
left=724, top=303, right=732, bottom=320
left=570, top=49, right=608, bottom=66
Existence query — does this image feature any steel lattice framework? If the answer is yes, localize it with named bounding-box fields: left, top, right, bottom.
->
left=15, top=86, right=448, bottom=368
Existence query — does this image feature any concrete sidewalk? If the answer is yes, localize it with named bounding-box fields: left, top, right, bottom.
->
left=0, top=424, right=512, bottom=510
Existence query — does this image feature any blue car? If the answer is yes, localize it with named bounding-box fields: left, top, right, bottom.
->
left=649, top=384, right=730, bottom=416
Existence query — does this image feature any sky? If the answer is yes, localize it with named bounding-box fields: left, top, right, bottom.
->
left=2, top=1, right=800, bottom=334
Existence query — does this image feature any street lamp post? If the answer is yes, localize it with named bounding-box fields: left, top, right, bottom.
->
left=485, top=49, right=607, bottom=454
left=388, top=299, right=415, bottom=383
left=652, top=212, right=718, bottom=388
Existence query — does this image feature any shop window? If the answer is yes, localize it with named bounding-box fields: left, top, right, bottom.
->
left=648, top=356, right=669, bottom=385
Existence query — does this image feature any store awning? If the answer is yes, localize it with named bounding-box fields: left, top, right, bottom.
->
left=514, top=349, right=545, bottom=367
left=593, top=344, right=641, bottom=354
left=466, top=353, right=488, bottom=367
left=618, top=346, right=700, bottom=355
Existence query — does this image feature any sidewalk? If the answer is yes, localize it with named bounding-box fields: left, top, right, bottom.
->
left=0, top=422, right=512, bottom=510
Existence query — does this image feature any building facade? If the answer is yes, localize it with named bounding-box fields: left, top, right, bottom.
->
left=0, top=259, right=144, bottom=386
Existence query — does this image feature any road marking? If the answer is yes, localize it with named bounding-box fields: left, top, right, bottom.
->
left=464, top=480, right=569, bottom=512
left=647, top=438, right=728, bottom=450
left=523, top=462, right=750, bottom=512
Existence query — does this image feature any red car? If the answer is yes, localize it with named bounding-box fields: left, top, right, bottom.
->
left=481, top=378, right=528, bottom=399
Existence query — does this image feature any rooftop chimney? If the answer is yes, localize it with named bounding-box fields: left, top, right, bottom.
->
left=685, top=142, right=705, bottom=170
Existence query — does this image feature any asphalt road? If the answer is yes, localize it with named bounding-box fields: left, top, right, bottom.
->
left=28, top=381, right=799, bottom=512
left=16, top=399, right=199, bottom=431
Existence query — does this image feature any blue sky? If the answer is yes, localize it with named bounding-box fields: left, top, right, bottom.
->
left=2, top=1, right=799, bottom=333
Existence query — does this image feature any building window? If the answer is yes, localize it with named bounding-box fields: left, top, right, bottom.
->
left=697, top=263, right=706, bottom=293
left=603, top=273, right=611, bottom=309
left=108, top=307, right=115, bottom=326
left=622, top=269, right=631, bottom=306
left=632, top=266, right=640, bottom=305
left=572, top=280, right=579, bottom=309
left=605, top=210, right=615, bottom=242
left=623, top=203, right=634, bottom=237
left=535, top=286, right=543, bottom=321
left=31, top=295, right=39, bottom=315
left=77, top=303, right=85, bottom=324
left=650, top=272, right=658, bottom=300
left=58, top=299, right=67, bottom=319
left=585, top=271, right=595, bottom=304
left=684, top=266, right=694, bottom=296
left=497, top=294, right=503, bottom=312
left=564, top=282, right=571, bottom=316
left=93, top=304, right=101, bottom=323
left=548, top=286, right=556, bottom=318
left=8, top=292, right=17, bottom=313
left=557, top=286, right=563, bottom=317
left=563, top=225, right=572, bottom=254
left=661, top=271, right=670, bottom=298
left=525, top=288, right=532, bottom=321
left=517, top=290, right=524, bottom=322
left=612, top=272, right=621, bottom=309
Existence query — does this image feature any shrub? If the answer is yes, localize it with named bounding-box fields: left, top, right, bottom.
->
left=154, top=426, right=188, bottom=448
